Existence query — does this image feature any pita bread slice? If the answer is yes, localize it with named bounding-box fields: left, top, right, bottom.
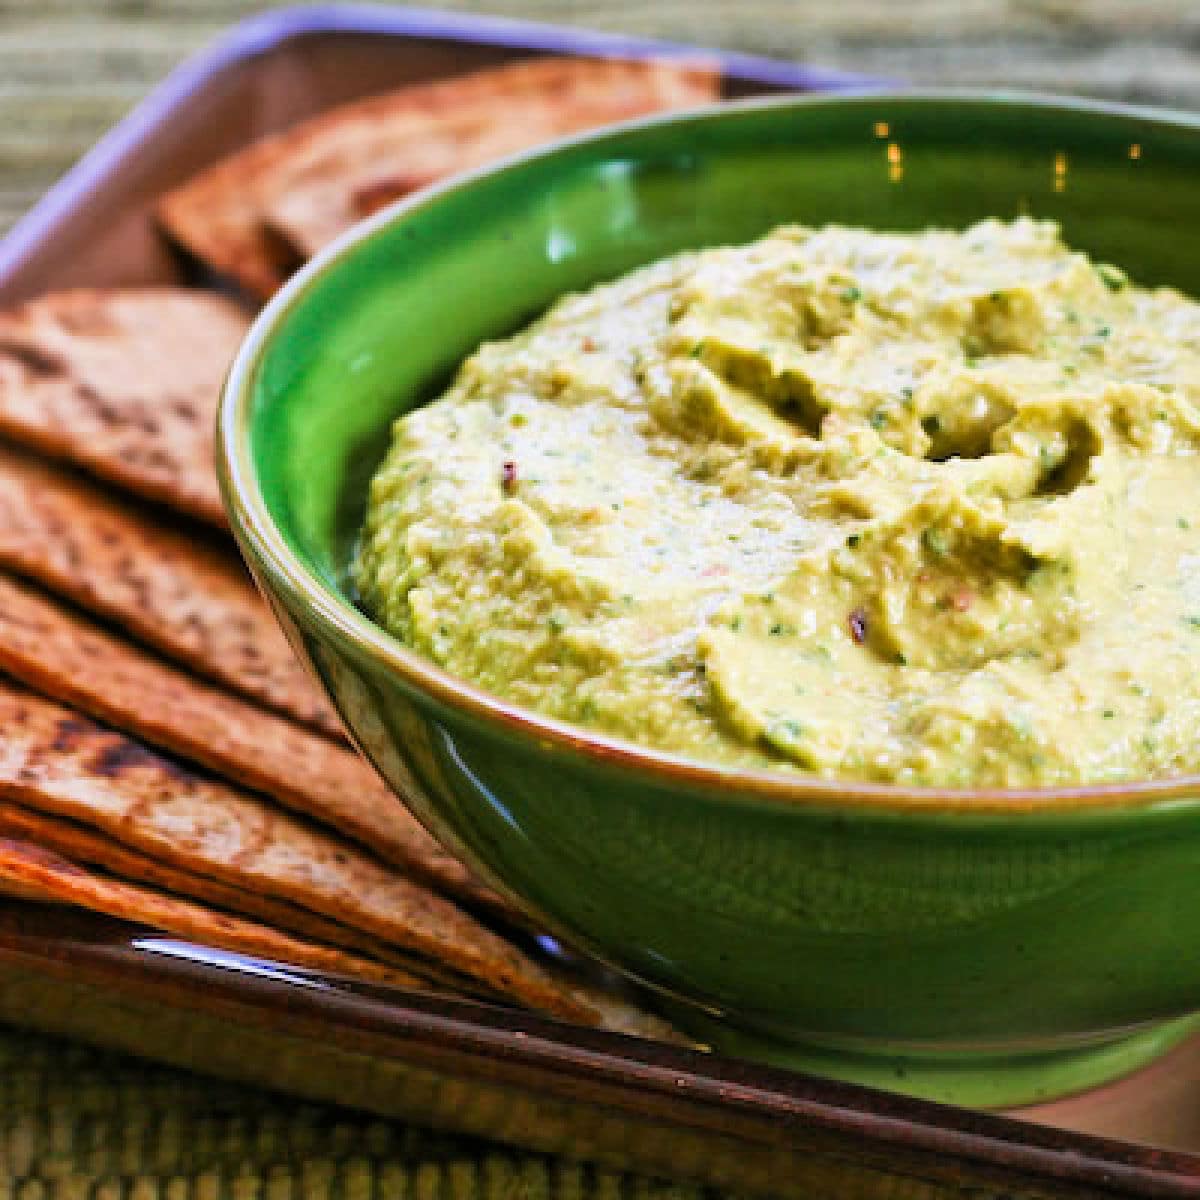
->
left=0, top=683, right=598, bottom=1023
left=0, top=833, right=679, bottom=1039
left=0, top=447, right=341, bottom=739
left=0, top=289, right=250, bottom=526
left=0, top=799, right=495, bottom=998
left=0, top=797, right=367, bottom=954
left=0, top=572, right=490, bottom=911
left=158, top=57, right=720, bottom=298
left=0, top=803, right=676, bottom=1036
left=0, top=835, right=461, bottom=995
left=265, top=56, right=722, bottom=261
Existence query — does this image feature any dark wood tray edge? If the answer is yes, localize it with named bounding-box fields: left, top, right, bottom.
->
left=1, top=903, right=1196, bottom=1199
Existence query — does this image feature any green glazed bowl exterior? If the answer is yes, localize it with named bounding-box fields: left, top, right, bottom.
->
left=220, top=93, right=1200, bottom=1108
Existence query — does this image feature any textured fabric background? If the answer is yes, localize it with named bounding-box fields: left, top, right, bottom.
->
left=0, top=1027, right=738, bottom=1196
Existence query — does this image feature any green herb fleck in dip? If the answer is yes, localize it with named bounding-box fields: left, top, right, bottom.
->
left=356, top=219, right=1200, bottom=788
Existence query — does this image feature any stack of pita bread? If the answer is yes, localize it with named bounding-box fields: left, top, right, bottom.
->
left=0, top=55, right=721, bottom=1036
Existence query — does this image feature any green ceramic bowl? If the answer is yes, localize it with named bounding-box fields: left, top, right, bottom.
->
left=219, top=92, right=1200, bottom=1109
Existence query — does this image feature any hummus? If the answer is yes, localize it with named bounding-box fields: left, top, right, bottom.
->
left=355, top=219, right=1200, bottom=788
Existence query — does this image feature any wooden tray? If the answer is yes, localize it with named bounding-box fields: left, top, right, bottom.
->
left=0, top=7, right=1196, bottom=1196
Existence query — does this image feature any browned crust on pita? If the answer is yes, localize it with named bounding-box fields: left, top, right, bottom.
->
left=0, top=834, right=465, bottom=993
left=0, top=796, right=675, bottom=1035
left=0, top=797, right=350, bottom=948
left=0, top=446, right=341, bottom=739
left=0, top=798, right=494, bottom=996
left=0, top=289, right=250, bottom=526
left=0, top=572, right=496, bottom=914
left=0, top=682, right=597, bottom=1022
left=265, top=57, right=722, bottom=261
left=158, top=57, right=720, bottom=298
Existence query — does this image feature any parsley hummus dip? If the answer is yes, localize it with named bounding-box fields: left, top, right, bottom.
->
left=355, top=218, right=1200, bottom=788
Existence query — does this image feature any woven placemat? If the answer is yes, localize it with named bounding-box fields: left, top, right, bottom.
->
left=0, top=1026, right=740, bottom=1198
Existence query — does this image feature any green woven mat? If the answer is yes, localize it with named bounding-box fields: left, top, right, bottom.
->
left=0, top=1026, right=740, bottom=1198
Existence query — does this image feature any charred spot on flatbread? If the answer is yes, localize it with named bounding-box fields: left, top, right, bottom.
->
left=0, top=288, right=250, bottom=526
left=0, top=447, right=342, bottom=737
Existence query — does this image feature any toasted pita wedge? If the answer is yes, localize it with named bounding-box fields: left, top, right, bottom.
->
left=0, top=797, right=368, bottom=954
left=265, top=57, right=722, bottom=261
left=0, top=572, right=491, bottom=911
left=0, top=799, right=495, bottom=998
left=0, top=447, right=340, bottom=738
left=0, top=289, right=249, bottom=526
left=0, top=683, right=597, bottom=1022
left=0, top=799, right=676, bottom=1037
left=0, top=835, right=456, bottom=995
left=158, top=57, right=719, bottom=298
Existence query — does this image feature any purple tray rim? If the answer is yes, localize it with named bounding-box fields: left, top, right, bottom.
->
left=0, top=2, right=883, bottom=290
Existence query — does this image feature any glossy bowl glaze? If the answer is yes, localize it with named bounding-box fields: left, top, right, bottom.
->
left=220, top=93, right=1200, bottom=1108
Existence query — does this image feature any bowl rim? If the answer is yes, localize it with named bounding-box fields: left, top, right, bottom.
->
left=220, top=87, right=1200, bottom=817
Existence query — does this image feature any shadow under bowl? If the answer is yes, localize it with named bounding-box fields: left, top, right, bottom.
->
left=219, top=92, right=1200, bottom=1108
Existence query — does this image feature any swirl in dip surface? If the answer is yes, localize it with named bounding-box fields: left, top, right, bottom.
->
left=356, top=219, right=1200, bottom=788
